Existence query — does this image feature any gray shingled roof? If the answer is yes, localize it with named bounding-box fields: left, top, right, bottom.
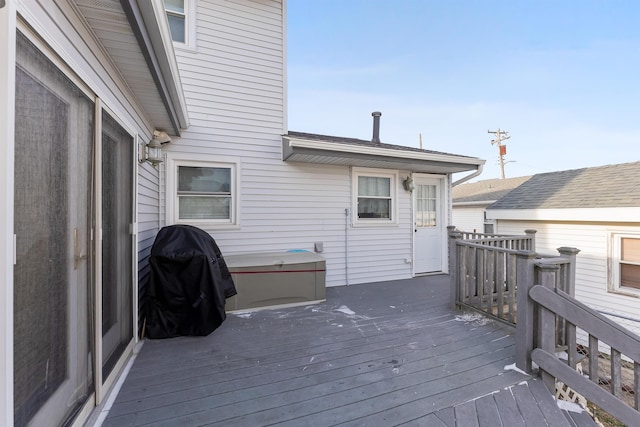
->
left=487, top=162, right=640, bottom=210
left=287, top=131, right=477, bottom=159
left=453, top=176, right=532, bottom=203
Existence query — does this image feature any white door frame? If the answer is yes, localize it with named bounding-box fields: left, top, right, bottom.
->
left=412, top=174, right=448, bottom=275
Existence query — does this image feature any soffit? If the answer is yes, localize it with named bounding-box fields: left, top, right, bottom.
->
left=74, top=0, right=187, bottom=135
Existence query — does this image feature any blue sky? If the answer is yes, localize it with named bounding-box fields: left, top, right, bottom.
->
left=286, top=1, right=640, bottom=180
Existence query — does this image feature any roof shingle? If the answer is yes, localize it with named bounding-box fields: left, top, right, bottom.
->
left=487, top=162, right=640, bottom=210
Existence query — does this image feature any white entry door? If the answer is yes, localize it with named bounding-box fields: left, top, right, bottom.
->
left=414, top=176, right=445, bottom=273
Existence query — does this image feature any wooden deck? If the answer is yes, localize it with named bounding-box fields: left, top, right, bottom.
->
left=101, top=275, right=596, bottom=426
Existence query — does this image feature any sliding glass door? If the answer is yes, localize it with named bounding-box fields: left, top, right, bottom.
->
left=14, top=32, right=93, bottom=427
left=101, top=111, right=134, bottom=380
left=14, top=31, right=136, bottom=426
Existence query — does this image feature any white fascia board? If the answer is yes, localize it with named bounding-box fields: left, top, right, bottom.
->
left=486, top=207, right=640, bottom=222
left=452, top=200, right=494, bottom=207
left=284, top=137, right=485, bottom=167
left=132, top=0, right=189, bottom=131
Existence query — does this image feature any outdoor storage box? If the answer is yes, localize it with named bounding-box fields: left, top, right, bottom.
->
left=224, top=251, right=326, bottom=311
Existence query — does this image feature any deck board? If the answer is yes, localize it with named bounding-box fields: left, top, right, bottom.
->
left=102, top=275, right=596, bottom=426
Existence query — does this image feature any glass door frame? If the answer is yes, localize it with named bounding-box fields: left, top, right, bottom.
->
left=16, top=24, right=139, bottom=424
left=94, top=100, right=139, bottom=405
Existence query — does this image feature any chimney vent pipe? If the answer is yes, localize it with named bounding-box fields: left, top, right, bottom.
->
left=371, top=111, right=381, bottom=143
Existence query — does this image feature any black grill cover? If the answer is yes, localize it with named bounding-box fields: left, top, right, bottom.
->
left=145, top=225, right=237, bottom=339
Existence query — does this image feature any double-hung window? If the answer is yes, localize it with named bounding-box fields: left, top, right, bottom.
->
left=165, top=0, right=186, bottom=43
left=611, top=234, right=640, bottom=294
left=619, top=236, right=640, bottom=290
left=353, top=168, right=397, bottom=225
left=164, top=0, right=196, bottom=48
left=170, top=159, right=238, bottom=227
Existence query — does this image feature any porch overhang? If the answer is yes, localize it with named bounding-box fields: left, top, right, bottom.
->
left=283, top=133, right=485, bottom=174
left=74, top=0, right=189, bottom=135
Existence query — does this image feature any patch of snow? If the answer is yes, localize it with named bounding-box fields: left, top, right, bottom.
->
left=454, top=312, right=491, bottom=325
left=504, top=363, right=528, bottom=375
left=556, top=399, right=585, bottom=413
left=234, top=312, right=253, bottom=318
left=335, top=305, right=356, bottom=315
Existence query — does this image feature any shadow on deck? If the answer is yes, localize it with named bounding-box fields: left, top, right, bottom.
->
left=101, top=275, right=594, bottom=426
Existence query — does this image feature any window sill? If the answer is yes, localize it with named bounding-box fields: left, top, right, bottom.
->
left=174, top=221, right=240, bottom=231
left=173, top=42, right=197, bottom=53
left=608, top=287, right=640, bottom=298
left=352, top=221, right=399, bottom=228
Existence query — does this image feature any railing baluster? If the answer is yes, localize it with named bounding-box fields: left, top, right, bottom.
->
left=567, top=322, right=577, bottom=369
left=477, top=248, right=486, bottom=312
left=496, top=251, right=504, bottom=320
left=507, top=254, right=517, bottom=324
left=611, top=349, right=622, bottom=398
left=589, top=335, right=599, bottom=385
left=635, top=362, right=639, bottom=410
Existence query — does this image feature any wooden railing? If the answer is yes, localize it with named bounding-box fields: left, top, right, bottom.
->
left=448, top=227, right=539, bottom=324
left=448, top=226, right=639, bottom=424
left=520, top=259, right=640, bottom=425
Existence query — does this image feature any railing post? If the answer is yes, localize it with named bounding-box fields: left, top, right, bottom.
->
left=536, top=262, right=561, bottom=392
left=524, top=229, right=537, bottom=252
left=556, top=247, right=580, bottom=367
left=448, top=226, right=462, bottom=310
left=515, top=251, right=537, bottom=373
left=557, top=247, right=580, bottom=297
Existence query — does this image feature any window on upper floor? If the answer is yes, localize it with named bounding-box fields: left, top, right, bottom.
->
left=164, top=0, right=196, bottom=48
left=167, top=157, right=239, bottom=228
left=610, top=234, right=640, bottom=295
left=165, top=0, right=186, bottom=43
left=352, top=168, right=398, bottom=226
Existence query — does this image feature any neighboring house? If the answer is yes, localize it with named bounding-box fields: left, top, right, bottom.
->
left=452, top=175, right=531, bottom=233
left=486, top=162, right=640, bottom=336
left=0, top=0, right=484, bottom=425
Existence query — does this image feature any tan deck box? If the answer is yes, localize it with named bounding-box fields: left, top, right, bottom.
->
left=224, top=251, right=326, bottom=311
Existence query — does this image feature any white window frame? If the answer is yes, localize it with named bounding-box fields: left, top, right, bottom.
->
left=164, top=0, right=197, bottom=50
left=610, top=233, right=640, bottom=297
left=352, top=167, right=398, bottom=227
left=166, top=155, right=240, bottom=229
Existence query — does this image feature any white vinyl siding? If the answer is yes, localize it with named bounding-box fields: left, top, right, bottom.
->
left=495, top=220, right=640, bottom=337
left=164, top=0, right=415, bottom=286
left=452, top=206, right=487, bottom=234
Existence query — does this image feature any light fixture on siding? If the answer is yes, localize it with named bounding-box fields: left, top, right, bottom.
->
left=403, top=175, right=415, bottom=192
left=139, top=131, right=172, bottom=167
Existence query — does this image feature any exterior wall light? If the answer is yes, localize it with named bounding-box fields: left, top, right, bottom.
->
left=403, top=176, right=415, bottom=192
left=139, top=131, right=172, bottom=167
left=144, top=137, right=163, bottom=166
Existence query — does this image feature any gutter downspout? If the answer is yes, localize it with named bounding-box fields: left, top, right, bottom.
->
left=452, top=163, right=484, bottom=187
